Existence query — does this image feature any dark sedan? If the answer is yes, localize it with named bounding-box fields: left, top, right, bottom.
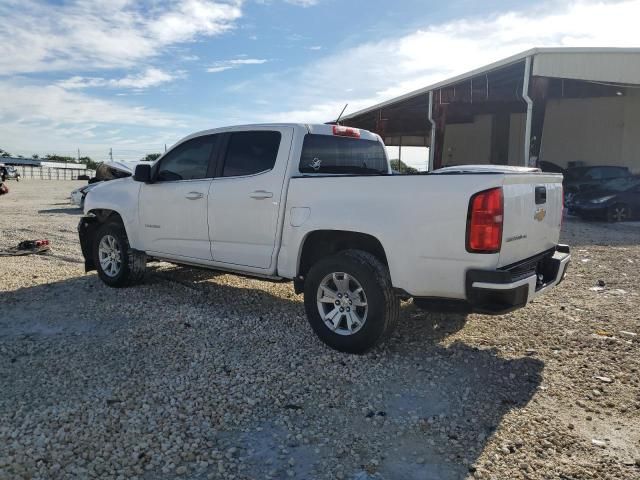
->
left=567, top=177, right=640, bottom=222
left=564, top=165, right=631, bottom=203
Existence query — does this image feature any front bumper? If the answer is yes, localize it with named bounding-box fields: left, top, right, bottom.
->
left=466, top=245, right=571, bottom=314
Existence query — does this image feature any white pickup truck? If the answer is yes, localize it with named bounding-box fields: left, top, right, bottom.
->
left=79, top=123, right=570, bottom=353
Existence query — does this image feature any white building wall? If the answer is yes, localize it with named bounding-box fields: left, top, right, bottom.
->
left=441, top=114, right=492, bottom=166
left=533, top=51, right=640, bottom=86
left=540, top=96, right=635, bottom=171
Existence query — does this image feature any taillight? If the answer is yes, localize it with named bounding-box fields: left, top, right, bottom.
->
left=466, top=187, right=503, bottom=253
left=332, top=125, right=360, bottom=138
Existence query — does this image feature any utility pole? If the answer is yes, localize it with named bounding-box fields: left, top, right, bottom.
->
left=109, top=148, right=113, bottom=162
left=77, top=148, right=80, bottom=163
left=164, top=144, right=167, bottom=153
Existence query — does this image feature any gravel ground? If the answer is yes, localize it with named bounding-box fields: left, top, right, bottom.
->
left=1, top=180, right=639, bottom=480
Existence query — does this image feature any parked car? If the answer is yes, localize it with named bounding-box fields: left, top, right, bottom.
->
left=78, top=123, right=570, bottom=353
left=567, top=176, right=640, bottom=222
left=563, top=165, right=631, bottom=203
left=0, top=165, right=20, bottom=181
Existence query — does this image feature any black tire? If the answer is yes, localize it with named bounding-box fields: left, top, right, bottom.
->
left=303, top=249, right=399, bottom=354
left=607, top=203, right=630, bottom=222
left=94, top=221, right=146, bottom=287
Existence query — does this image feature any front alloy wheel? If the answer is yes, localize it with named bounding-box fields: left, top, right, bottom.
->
left=98, top=234, right=122, bottom=277
left=94, top=221, right=146, bottom=287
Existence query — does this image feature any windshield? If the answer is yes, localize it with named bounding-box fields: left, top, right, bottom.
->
left=564, top=168, right=587, bottom=180
left=600, top=177, right=640, bottom=192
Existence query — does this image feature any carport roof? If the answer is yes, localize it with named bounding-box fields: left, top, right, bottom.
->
left=341, top=47, right=640, bottom=123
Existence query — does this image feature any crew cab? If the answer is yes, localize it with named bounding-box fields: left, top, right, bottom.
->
left=78, top=124, right=570, bottom=353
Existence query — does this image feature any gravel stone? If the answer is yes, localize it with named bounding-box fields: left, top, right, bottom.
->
left=1, top=181, right=639, bottom=480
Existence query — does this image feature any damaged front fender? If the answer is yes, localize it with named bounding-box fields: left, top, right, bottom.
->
left=78, top=214, right=98, bottom=272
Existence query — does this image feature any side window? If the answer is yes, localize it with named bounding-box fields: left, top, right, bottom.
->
left=222, top=131, right=281, bottom=177
left=156, top=135, right=217, bottom=181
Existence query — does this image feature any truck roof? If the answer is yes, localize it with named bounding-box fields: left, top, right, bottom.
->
left=182, top=123, right=380, bottom=143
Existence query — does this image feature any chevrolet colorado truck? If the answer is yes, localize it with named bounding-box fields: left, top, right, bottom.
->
left=79, top=123, right=570, bottom=353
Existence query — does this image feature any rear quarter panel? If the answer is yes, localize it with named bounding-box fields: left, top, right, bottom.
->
left=279, top=174, right=505, bottom=299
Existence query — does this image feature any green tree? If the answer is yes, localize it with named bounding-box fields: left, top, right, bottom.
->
left=44, top=154, right=75, bottom=163
left=78, top=156, right=98, bottom=170
left=0, top=148, right=11, bottom=158
left=141, top=153, right=161, bottom=162
left=389, top=159, right=418, bottom=174
left=32, top=154, right=39, bottom=159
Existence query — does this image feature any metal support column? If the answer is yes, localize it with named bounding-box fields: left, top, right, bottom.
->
left=428, top=91, right=435, bottom=171
left=522, top=56, right=533, bottom=167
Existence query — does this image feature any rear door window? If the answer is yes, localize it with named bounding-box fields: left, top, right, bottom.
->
left=221, top=131, right=281, bottom=177
left=299, top=134, right=388, bottom=174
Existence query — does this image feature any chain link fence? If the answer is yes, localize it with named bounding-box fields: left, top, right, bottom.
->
left=14, top=166, right=95, bottom=180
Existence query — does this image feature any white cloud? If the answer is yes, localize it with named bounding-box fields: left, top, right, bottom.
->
left=255, top=0, right=319, bottom=6
left=241, top=0, right=640, bottom=124
left=0, top=1, right=241, bottom=156
left=0, top=0, right=243, bottom=75
left=0, top=80, right=179, bottom=127
left=284, top=0, right=319, bottom=6
left=58, top=68, right=178, bottom=90
left=0, top=79, right=185, bottom=157
left=206, top=58, right=268, bottom=73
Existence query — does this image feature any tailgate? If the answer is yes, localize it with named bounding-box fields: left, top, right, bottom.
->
left=498, top=173, right=563, bottom=267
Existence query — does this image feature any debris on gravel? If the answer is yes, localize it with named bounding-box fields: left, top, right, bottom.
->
left=1, top=181, right=639, bottom=480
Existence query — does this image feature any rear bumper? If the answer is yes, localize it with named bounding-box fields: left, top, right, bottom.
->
left=465, top=245, right=570, bottom=314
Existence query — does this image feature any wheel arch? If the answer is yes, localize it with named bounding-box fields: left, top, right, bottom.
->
left=294, top=229, right=389, bottom=293
left=79, top=209, right=130, bottom=272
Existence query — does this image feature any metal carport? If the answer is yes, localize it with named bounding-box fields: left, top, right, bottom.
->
left=341, top=48, right=640, bottom=173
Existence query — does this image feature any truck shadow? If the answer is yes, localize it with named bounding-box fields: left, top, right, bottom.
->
left=1, top=267, right=543, bottom=480
left=37, top=207, right=82, bottom=215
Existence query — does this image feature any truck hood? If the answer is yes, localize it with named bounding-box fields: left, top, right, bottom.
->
left=95, top=161, right=139, bottom=181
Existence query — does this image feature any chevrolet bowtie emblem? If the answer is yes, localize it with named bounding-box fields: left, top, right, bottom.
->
left=534, top=208, right=546, bottom=222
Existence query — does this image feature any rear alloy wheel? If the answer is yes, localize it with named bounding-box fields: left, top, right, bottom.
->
left=304, top=250, right=399, bottom=354
left=607, top=203, right=630, bottom=222
left=316, top=272, right=369, bottom=336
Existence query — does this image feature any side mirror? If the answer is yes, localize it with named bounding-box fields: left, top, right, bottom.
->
left=134, top=164, right=152, bottom=183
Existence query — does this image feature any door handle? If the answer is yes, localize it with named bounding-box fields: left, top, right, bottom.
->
left=185, top=192, right=204, bottom=200
left=250, top=190, right=273, bottom=199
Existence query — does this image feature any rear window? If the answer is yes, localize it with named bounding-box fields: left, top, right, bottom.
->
left=299, top=134, right=388, bottom=174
